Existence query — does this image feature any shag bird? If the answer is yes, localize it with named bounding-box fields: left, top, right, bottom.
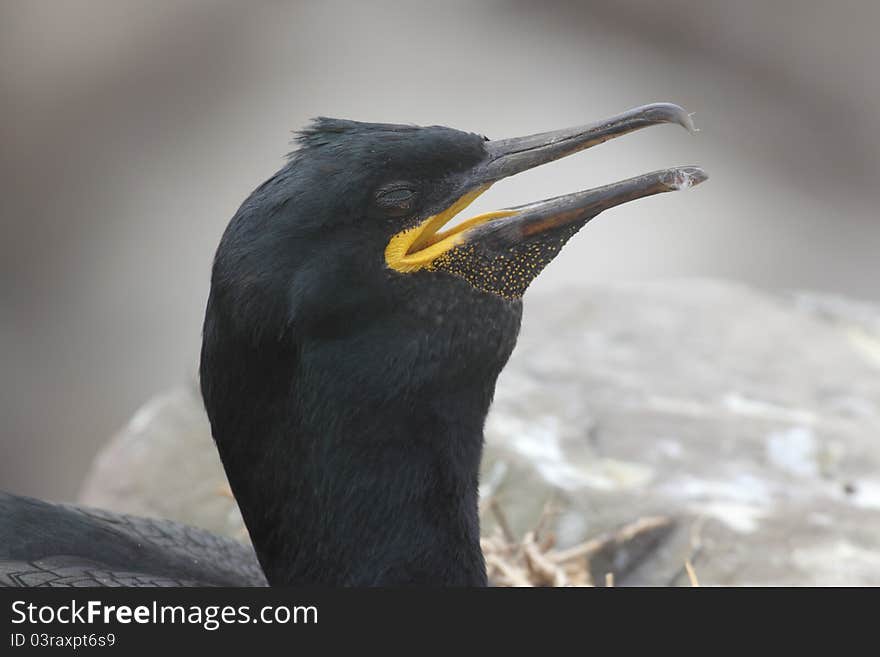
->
left=1, top=103, right=706, bottom=587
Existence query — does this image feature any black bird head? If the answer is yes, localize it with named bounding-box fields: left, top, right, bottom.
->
left=201, top=103, right=706, bottom=586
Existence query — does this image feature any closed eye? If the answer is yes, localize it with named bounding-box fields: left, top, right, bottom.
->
left=378, top=188, right=415, bottom=204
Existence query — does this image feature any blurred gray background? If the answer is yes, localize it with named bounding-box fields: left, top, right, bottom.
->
left=2, top=0, right=878, bottom=501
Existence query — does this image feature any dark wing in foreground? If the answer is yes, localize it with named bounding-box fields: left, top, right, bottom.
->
left=0, top=493, right=266, bottom=587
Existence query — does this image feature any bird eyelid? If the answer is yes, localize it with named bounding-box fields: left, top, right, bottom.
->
left=374, top=184, right=419, bottom=213
left=376, top=186, right=415, bottom=201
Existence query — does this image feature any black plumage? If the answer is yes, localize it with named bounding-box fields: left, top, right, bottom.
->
left=1, top=104, right=705, bottom=587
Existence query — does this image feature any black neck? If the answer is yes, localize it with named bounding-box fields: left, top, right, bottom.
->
left=202, top=332, right=492, bottom=587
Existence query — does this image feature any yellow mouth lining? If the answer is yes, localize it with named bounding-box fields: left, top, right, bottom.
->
left=384, top=184, right=518, bottom=273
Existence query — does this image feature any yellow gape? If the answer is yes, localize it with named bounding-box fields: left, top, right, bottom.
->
left=384, top=185, right=517, bottom=273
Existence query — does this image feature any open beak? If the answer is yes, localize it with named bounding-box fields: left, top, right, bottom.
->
left=385, top=102, right=707, bottom=297
left=466, top=102, right=706, bottom=244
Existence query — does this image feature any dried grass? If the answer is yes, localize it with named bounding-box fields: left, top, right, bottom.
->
left=481, top=497, right=695, bottom=587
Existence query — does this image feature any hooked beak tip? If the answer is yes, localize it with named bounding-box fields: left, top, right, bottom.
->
left=641, top=102, right=699, bottom=135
